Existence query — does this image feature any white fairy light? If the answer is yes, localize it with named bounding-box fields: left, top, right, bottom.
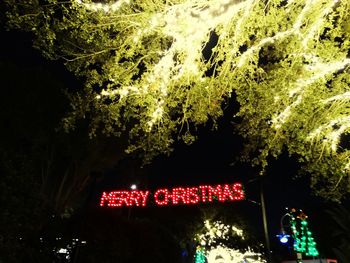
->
left=302, top=0, right=340, bottom=48
left=237, top=29, right=293, bottom=68
left=147, top=99, right=165, bottom=130
left=322, top=92, right=350, bottom=104
left=78, top=0, right=347, bottom=144
left=272, top=58, right=350, bottom=129
left=307, top=116, right=350, bottom=152
left=207, top=246, right=265, bottom=263
left=195, top=220, right=265, bottom=263
left=74, top=0, right=130, bottom=13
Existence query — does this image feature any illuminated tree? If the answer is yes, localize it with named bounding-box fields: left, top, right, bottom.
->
left=289, top=210, right=319, bottom=258
left=194, top=220, right=265, bottom=263
left=195, top=247, right=206, bottom=263
left=4, top=0, right=350, bottom=200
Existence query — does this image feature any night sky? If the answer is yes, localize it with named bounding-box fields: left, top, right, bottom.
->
left=0, top=27, right=343, bottom=262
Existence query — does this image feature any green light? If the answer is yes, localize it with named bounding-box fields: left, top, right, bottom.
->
left=289, top=210, right=319, bottom=257
left=195, top=247, right=206, bottom=263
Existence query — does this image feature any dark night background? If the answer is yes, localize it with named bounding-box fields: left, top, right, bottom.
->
left=1, top=18, right=349, bottom=263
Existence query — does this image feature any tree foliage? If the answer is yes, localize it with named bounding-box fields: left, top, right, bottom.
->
left=194, top=220, right=265, bottom=263
left=4, top=0, right=350, bottom=200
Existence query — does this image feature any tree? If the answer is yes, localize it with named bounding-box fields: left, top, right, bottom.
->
left=0, top=28, right=130, bottom=262
left=288, top=209, right=319, bottom=258
left=194, top=220, right=265, bottom=263
left=4, top=0, right=350, bottom=200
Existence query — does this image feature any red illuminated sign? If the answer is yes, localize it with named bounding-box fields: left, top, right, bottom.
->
left=99, top=183, right=244, bottom=208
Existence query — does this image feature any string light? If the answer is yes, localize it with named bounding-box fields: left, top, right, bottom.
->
left=154, top=188, right=169, bottom=206
left=100, top=183, right=244, bottom=207
left=194, top=220, right=266, bottom=263
left=289, top=209, right=319, bottom=257
left=195, top=247, right=206, bottom=263
left=55, top=0, right=350, bottom=167
left=100, top=190, right=149, bottom=207
left=74, top=0, right=130, bottom=13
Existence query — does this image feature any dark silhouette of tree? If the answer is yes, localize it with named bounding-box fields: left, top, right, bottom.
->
left=325, top=205, right=350, bottom=263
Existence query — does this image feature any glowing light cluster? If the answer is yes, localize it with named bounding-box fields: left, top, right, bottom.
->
left=207, top=246, right=265, bottom=263
left=81, top=0, right=250, bottom=130
left=322, top=91, right=350, bottom=104
left=307, top=116, right=350, bottom=152
left=74, top=0, right=130, bottom=13
left=142, top=0, right=248, bottom=129
left=73, top=0, right=350, bottom=148
left=272, top=57, right=350, bottom=130
left=46, top=0, right=350, bottom=197
left=195, top=247, right=206, bottom=263
left=96, top=86, right=140, bottom=100
left=301, top=0, right=340, bottom=49
left=237, top=0, right=340, bottom=70
left=154, top=183, right=244, bottom=206
left=100, top=190, right=149, bottom=207
left=289, top=209, right=319, bottom=257
left=194, top=220, right=266, bottom=263
left=100, top=183, right=244, bottom=208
